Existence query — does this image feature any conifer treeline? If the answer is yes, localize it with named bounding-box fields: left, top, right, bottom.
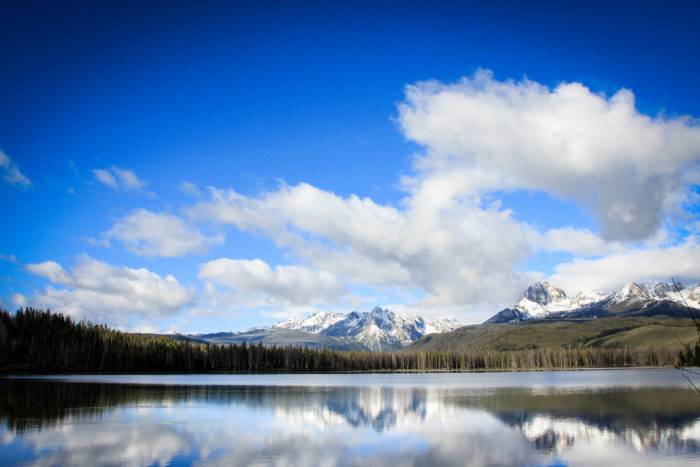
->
left=0, top=309, right=694, bottom=373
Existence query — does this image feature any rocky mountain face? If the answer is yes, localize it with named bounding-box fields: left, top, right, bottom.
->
left=273, top=311, right=347, bottom=334
left=485, top=281, right=700, bottom=324
left=320, top=307, right=461, bottom=351
left=190, top=280, right=698, bottom=349
left=192, top=308, right=461, bottom=351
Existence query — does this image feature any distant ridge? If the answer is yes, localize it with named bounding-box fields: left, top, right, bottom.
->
left=191, top=328, right=367, bottom=351
left=191, top=307, right=461, bottom=351
left=188, top=280, right=700, bottom=352
left=410, top=278, right=700, bottom=355
left=485, top=281, right=700, bottom=324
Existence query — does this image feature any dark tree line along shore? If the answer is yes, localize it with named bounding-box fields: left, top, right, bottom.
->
left=0, top=309, right=695, bottom=373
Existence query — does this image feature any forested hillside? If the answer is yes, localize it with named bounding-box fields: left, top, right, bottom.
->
left=410, top=316, right=699, bottom=352
left=0, top=309, right=697, bottom=373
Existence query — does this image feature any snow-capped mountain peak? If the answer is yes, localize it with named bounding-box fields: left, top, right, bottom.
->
left=424, top=317, right=462, bottom=335
left=612, top=281, right=686, bottom=304
left=653, top=281, right=677, bottom=297
left=614, top=282, right=650, bottom=302
left=523, top=282, right=567, bottom=305
left=688, top=286, right=700, bottom=302
left=570, top=289, right=611, bottom=308
left=486, top=280, right=700, bottom=324
left=272, top=308, right=460, bottom=351
left=506, top=282, right=573, bottom=320
left=273, top=311, right=346, bottom=334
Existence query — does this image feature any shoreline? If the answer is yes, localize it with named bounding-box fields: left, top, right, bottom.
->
left=2, top=365, right=695, bottom=377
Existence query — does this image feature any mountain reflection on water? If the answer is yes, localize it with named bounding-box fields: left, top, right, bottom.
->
left=1, top=371, right=699, bottom=466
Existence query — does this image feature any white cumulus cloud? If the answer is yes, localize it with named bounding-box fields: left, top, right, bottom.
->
left=398, top=69, right=700, bottom=241
left=548, top=237, right=700, bottom=293
left=104, top=209, right=224, bottom=257
left=199, top=258, right=346, bottom=307
left=25, top=256, right=194, bottom=325
left=530, top=227, right=624, bottom=257
left=189, top=182, right=532, bottom=312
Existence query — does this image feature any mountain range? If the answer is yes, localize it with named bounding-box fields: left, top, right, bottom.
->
left=186, top=280, right=699, bottom=352
left=189, top=307, right=461, bottom=351
left=485, top=281, right=700, bottom=323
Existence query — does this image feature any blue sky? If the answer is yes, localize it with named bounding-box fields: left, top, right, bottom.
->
left=1, top=1, right=699, bottom=332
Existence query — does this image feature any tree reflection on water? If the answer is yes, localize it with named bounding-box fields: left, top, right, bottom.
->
left=1, top=375, right=699, bottom=466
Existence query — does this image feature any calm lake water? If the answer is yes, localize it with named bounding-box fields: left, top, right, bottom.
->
left=1, top=369, right=699, bottom=466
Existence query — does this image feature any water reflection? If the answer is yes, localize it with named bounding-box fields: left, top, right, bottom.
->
left=1, top=374, right=699, bottom=466
left=453, top=388, right=700, bottom=456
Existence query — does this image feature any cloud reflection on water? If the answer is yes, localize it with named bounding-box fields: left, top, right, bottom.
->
left=0, top=376, right=699, bottom=466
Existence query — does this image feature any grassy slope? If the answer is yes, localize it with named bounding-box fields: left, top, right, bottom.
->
left=586, top=324, right=698, bottom=349
left=409, top=316, right=698, bottom=352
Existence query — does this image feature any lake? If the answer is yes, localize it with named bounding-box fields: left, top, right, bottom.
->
left=1, top=369, right=699, bottom=466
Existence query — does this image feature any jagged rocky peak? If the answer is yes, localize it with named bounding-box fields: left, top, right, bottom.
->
left=369, top=306, right=391, bottom=318
left=266, top=307, right=461, bottom=351
left=274, top=311, right=346, bottom=333
left=485, top=279, right=700, bottom=324
left=570, top=289, right=610, bottom=307
left=615, top=282, right=649, bottom=301
left=523, top=282, right=567, bottom=305
left=688, top=286, right=700, bottom=302
left=614, top=281, right=679, bottom=302
left=653, top=282, right=676, bottom=297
